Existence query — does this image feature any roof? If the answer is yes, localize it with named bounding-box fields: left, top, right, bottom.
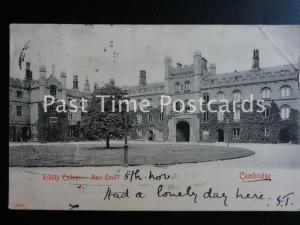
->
left=201, top=64, right=299, bottom=89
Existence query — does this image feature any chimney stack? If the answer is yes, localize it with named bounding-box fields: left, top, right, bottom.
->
left=139, top=70, right=146, bottom=85
left=209, top=63, right=216, bottom=75
left=94, top=82, right=99, bottom=92
left=176, top=63, right=182, bottom=68
left=51, top=64, right=55, bottom=76
left=109, top=78, right=115, bottom=87
left=73, top=75, right=78, bottom=89
left=252, top=49, right=260, bottom=72
left=25, top=62, right=32, bottom=80
left=83, top=77, right=90, bottom=93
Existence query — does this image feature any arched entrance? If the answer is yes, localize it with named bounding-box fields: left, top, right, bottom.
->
left=176, top=121, right=190, bottom=142
left=279, top=127, right=290, bottom=143
left=217, top=129, right=224, bottom=142
left=148, top=130, right=154, bottom=141
left=22, top=127, right=29, bottom=142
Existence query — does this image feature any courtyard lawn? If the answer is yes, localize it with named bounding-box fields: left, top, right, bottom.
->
left=9, top=142, right=254, bottom=167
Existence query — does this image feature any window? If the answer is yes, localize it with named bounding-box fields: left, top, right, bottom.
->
left=137, top=114, right=142, bottom=124
left=217, top=91, right=225, bottom=101
left=233, top=128, right=240, bottom=139
left=203, top=111, right=209, bottom=122
left=17, top=106, right=22, bottom=116
left=280, top=86, right=291, bottom=98
left=175, top=82, right=180, bottom=92
left=159, top=113, right=164, bottom=122
left=185, top=100, right=191, bottom=111
left=261, top=87, right=271, bottom=99
left=16, top=91, right=23, bottom=98
left=202, top=130, right=210, bottom=141
left=147, top=114, right=153, bottom=123
left=280, top=106, right=291, bottom=120
left=175, top=101, right=182, bottom=111
left=50, top=85, right=57, bottom=97
left=261, top=128, right=269, bottom=137
left=262, top=107, right=270, bottom=118
left=233, top=109, right=241, bottom=121
left=203, top=93, right=209, bottom=103
left=184, top=81, right=191, bottom=91
left=217, top=110, right=224, bottom=121
left=68, top=112, right=73, bottom=120
left=233, top=90, right=241, bottom=102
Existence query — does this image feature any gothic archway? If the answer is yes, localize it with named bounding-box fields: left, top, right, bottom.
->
left=279, top=127, right=290, bottom=143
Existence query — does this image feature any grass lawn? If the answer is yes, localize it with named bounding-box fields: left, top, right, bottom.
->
left=9, top=142, right=254, bottom=167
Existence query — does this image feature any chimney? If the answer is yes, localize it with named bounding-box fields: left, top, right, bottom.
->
left=209, top=63, right=216, bottom=75
left=83, top=77, right=90, bottom=93
left=73, top=75, right=78, bottom=89
left=39, top=65, right=46, bottom=85
left=25, top=62, right=32, bottom=80
left=94, top=82, right=99, bottom=92
left=51, top=64, right=55, bottom=76
left=139, top=70, right=146, bottom=85
left=109, top=78, right=115, bottom=87
left=252, top=49, right=260, bottom=72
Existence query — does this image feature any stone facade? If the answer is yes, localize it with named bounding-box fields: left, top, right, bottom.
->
left=124, top=50, right=300, bottom=143
left=9, top=50, right=300, bottom=143
left=9, top=63, right=92, bottom=142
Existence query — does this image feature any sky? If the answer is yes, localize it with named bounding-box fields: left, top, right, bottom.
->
left=10, top=24, right=300, bottom=90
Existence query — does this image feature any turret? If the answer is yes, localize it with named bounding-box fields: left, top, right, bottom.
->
left=252, top=49, right=260, bottom=72
left=193, top=51, right=207, bottom=75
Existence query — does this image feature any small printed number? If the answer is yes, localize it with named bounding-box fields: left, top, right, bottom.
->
left=14, top=203, right=24, bottom=208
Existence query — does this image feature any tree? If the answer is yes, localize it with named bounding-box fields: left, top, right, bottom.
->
left=80, top=85, right=129, bottom=148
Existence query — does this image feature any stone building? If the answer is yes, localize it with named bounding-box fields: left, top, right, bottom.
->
left=9, top=63, right=92, bottom=142
left=124, top=50, right=300, bottom=143
left=9, top=50, right=300, bottom=143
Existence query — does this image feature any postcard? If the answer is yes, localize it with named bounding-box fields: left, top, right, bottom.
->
left=9, top=24, right=300, bottom=210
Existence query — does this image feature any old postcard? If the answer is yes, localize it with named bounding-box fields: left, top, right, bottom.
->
left=9, top=24, right=300, bottom=211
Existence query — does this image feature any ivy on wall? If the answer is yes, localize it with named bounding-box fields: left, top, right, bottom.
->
left=37, top=102, right=69, bottom=142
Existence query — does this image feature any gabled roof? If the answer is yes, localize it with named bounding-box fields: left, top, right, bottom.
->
left=46, top=74, right=62, bottom=89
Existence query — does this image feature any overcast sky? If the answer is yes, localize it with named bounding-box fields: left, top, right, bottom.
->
left=10, top=24, right=300, bottom=90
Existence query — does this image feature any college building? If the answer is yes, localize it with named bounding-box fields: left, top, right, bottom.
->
left=124, top=50, right=300, bottom=143
left=9, top=50, right=300, bottom=143
left=9, top=63, right=93, bottom=142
